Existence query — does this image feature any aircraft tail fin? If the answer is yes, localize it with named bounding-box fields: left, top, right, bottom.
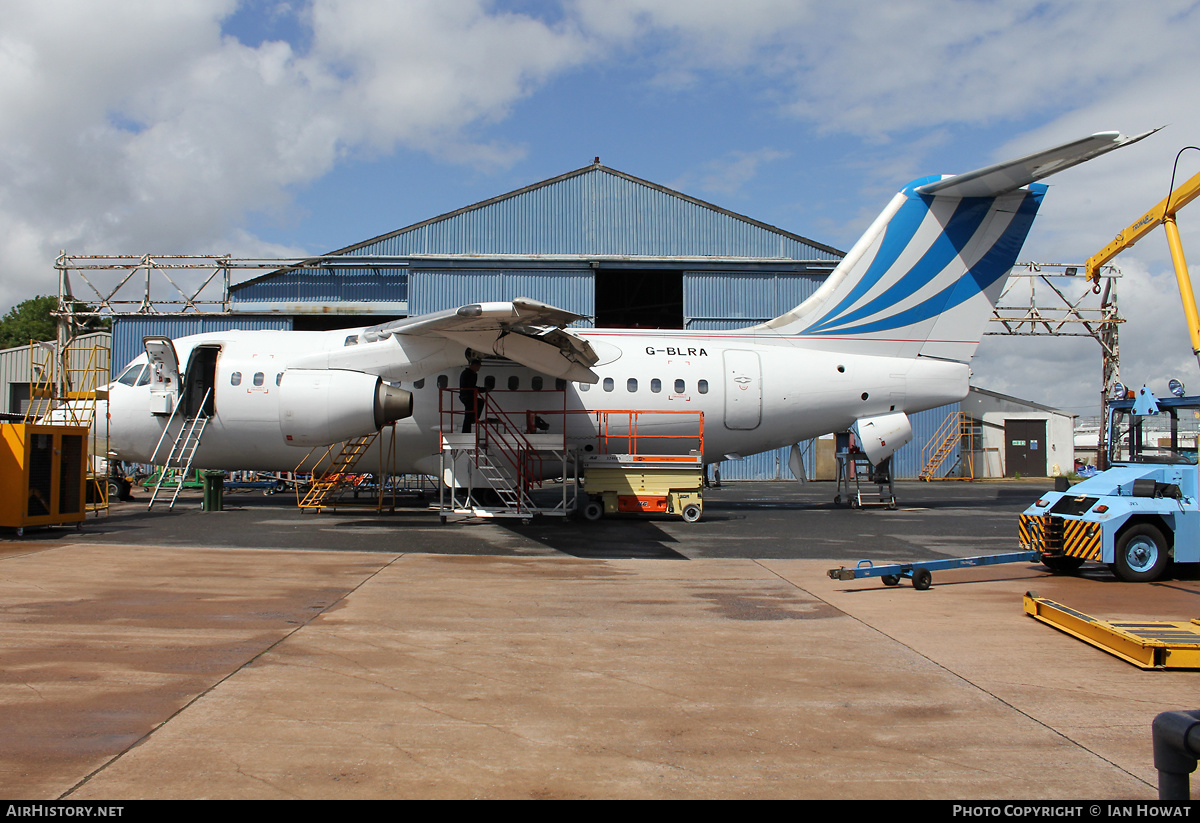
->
left=757, top=130, right=1152, bottom=362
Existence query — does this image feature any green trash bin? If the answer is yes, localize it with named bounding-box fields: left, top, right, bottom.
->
left=201, top=470, right=225, bottom=512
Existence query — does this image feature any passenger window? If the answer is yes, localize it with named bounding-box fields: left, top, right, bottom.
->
left=276, top=373, right=282, bottom=386
left=603, top=378, right=614, bottom=392
left=651, top=379, right=661, bottom=393
left=555, top=378, right=566, bottom=391
left=627, top=378, right=638, bottom=392
left=698, top=379, right=709, bottom=394
left=483, top=375, right=495, bottom=391
left=415, top=378, right=425, bottom=389
left=436, top=375, right=448, bottom=389
left=578, top=382, right=590, bottom=392
left=508, top=376, right=520, bottom=391
left=231, top=372, right=242, bottom=387
left=532, top=376, right=544, bottom=391
left=253, top=372, right=265, bottom=387
left=674, top=379, right=685, bottom=394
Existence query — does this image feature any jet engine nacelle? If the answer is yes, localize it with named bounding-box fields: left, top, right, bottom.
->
left=852, top=411, right=913, bottom=466
left=278, top=368, right=413, bottom=447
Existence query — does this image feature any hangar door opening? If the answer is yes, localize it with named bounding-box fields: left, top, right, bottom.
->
left=595, top=269, right=683, bottom=329
left=1004, top=419, right=1046, bottom=477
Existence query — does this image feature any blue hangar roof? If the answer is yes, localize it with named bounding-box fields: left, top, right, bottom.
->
left=228, top=162, right=844, bottom=314
left=330, top=161, right=844, bottom=261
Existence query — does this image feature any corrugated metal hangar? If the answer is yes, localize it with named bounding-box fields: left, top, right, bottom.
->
left=107, top=161, right=1070, bottom=480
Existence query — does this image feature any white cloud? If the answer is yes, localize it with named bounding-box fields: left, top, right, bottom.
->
left=1, top=0, right=1198, bottom=429
left=0, top=0, right=591, bottom=309
left=671, top=148, right=791, bottom=197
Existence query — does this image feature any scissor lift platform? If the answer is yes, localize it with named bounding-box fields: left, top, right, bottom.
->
left=581, top=452, right=704, bottom=522
left=1024, top=593, right=1200, bottom=669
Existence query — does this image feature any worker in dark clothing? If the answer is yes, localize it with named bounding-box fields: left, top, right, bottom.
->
left=459, top=359, right=484, bottom=433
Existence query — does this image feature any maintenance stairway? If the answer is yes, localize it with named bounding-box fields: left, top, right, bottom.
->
left=438, top=389, right=577, bottom=522
left=297, top=431, right=385, bottom=512
left=919, top=411, right=979, bottom=480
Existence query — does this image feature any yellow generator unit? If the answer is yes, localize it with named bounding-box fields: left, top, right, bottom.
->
left=0, top=423, right=88, bottom=534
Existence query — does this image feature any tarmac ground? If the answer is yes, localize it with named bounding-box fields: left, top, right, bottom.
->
left=2, top=480, right=1199, bottom=800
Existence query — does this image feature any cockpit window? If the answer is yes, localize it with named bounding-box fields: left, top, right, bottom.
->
left=116, top=364, right=145, bottom=386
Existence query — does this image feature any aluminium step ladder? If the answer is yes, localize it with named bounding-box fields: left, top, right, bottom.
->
left=147, top=388, right=211, bottom=510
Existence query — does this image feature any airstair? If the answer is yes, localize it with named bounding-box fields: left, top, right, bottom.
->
left=147, top=388, right=210, bottom=510
left=438, top=389, right=577, bottom=522
left=918, top=412, right=979, bottom=480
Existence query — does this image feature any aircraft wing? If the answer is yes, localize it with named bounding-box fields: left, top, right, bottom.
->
left=363, top=297, right=600, bottom=383
left=916, top=129, right=1159, bottom=197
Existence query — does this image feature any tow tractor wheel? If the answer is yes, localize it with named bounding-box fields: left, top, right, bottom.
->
left=1040, top=554, right=1085, bottom=574
left=583, top=500, right=604, bottom=522
left=1113, top=524, right=1171, bottom=582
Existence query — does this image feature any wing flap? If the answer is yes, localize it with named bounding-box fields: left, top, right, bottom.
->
left=362, top=297, right=598, bottom=382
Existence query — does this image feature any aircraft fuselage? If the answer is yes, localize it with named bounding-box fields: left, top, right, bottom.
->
left=105, top=326, right=968, bottom=474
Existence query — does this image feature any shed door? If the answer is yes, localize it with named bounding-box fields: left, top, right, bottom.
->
left=723, top=350, right=762, bottom=430
left=1005, top=419, right=1046, bottom=477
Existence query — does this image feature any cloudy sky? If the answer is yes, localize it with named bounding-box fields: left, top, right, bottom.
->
left=3, top=0, right=1199, bottom=417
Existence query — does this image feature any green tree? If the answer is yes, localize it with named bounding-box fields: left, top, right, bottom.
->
left=0, top=295, right=109, bottom=350
left=0, top=295, right=58, bottom=350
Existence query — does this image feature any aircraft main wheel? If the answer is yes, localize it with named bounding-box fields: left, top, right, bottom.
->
left=583, top=500, right=604, bottom=522
left=681, top=504, right=702, bottom=523
left=1040, top=554, right=1084, bottom=574
left=912, top=568, right=932, bottom=590
left=106, top=478, right=123, bottom=499
left=1113, top=524, right=1171, bottom=582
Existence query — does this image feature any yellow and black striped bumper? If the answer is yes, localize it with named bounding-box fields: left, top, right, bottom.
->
left=1019, top=514, right=1103, bottom=561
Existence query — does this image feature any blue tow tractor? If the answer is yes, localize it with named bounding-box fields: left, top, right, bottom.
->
left=828, top=551, right=1040, bottom=590
left=1020, top=385, right=1200, bottom=583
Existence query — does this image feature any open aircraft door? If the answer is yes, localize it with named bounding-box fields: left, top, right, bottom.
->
left=143, top=336, right=181, bottom=415
left=723, top=350, right=762, bottom=430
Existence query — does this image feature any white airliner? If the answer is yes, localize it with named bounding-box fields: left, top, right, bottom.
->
left=103, top=131, right=1148, bottom=483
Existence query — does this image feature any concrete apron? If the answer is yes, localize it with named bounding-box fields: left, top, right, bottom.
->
left=1, top=541, right=1196, bottom=800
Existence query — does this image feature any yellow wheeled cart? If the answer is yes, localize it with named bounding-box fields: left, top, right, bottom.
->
left=0, top=423, right=89, bottom=535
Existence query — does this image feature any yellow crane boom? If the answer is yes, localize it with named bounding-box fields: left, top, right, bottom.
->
left=1086, top=166, right=1200, bottom=367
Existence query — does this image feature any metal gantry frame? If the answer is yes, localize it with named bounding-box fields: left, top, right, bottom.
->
left=53, top=253, right=1125, bottom=477
left=987, top=262, right=1122, bottom=466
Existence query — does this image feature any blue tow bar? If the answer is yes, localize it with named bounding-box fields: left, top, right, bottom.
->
left=827, top=551, right=1041, bottom=590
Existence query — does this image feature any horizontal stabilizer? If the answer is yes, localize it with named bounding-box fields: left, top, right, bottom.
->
left=916, top=129, right=1158, bottom=197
